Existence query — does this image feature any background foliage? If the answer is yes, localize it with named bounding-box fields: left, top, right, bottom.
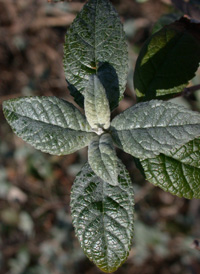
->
left=1, top=0, right=200, bottom=273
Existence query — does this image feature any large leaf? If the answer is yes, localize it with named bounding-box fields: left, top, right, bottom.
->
left=84, top=75, right=110, bottom=132
left=63, top=0, right=128, bottom=110
left=71, top=161, right=134, bottom=273
left=111, top=100, right=200, bottom=159
left=3, top=96, right=96, bottom=155
left=141, top=138, right=200, bottom=199
left=134, top=18, right=200, bottom=100
left=88, top=133, right=118, bottom=186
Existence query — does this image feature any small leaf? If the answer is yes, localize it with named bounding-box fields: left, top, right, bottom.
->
left=111, top=100, right=200, bottom=159
left=134, top=17, right=200, bottom=100
left=3, top=97, right=96, bottom=155
left=71, top=160, right=134, bottom=273
left=141, top=138, right=200, bottom=199
left=85, top=75, right=110, bottom=132
left=88, top=133, right=118, bottom=186
left=63, top=0, right=128, bottom=110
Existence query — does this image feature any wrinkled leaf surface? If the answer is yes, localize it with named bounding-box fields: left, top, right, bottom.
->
left=111, top=100, right=200, bottom=159
left=141, top=138, right=200, bottom=199
left=88, top=133, right=118, bottom=186
left=3, top=97, right=95, bottom=155
left=71, top=161, right=134, bottom=273
left=63, top=0, right=128, bottom=110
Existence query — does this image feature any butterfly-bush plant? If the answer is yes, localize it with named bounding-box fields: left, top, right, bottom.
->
left=3, top=0, right=200, bottom=272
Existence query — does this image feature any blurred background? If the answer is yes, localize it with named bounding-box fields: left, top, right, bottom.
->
left=1, top=0, right=200, bottom=273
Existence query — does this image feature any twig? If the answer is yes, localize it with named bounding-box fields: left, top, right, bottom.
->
left=182, top=84, right=200, bottom=97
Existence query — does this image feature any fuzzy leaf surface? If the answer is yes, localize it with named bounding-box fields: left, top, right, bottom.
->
left=3, top=97, right=95, bottom=155
left=134, top=18, right=200, bottom=100
left=141, top=138, right=200, bottom=199
left=88, top=133, right=118, bottom=186
left=111, top=100, right=200, bottom=159
left=63, top=0, right=128, bottom=110
left=85, top=76, right=110, bottom=132
left=71, top=161, right=134, bottom=273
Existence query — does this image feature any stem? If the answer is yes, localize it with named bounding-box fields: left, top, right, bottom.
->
left=182, top=84, right=200, bottom=97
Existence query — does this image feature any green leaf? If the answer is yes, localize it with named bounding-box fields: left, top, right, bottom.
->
left=111, top=100, right=200, bottom=159
left=88, top=133, right=118, bottom=186
left=141, top=138, right=200, bottom=199
left=134, top=18, right=200, bottom=100
left=63, top=0, right=128, bottom=110
left=3, top=96, right=96, bottom=155
left=85, top=75, right=110, bottom=132
left=71, top=160, right=134, bottom=273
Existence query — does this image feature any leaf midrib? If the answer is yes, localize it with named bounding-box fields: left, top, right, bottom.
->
left=112, top=124, right=200, bottom=131
left=5, top=109, right=92, bottom=133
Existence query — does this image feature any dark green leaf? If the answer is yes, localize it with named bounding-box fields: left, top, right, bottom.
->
left=88, top=134, right=118, bottom=186
left=3, top=97, right=95, bottom=155
left=84, top=75, right=110, bottom=132
left=71, top=160, right=134, bottom=273
left=66, top=79, right=84, bottom=109
left=134, top=18, right=200, bottom=100
left=63, top=0, right=128, bottom=110
left=141, top=138, right=200, bottom=199
left=111, top=100, right=200, bottom=159
left=97, top=62, right=120, bottom=111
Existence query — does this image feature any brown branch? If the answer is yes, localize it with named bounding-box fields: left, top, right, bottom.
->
left=182, top=84, right=200, bottom=97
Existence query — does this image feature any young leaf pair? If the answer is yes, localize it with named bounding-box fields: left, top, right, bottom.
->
left=2, top=0, right=200, bottom=272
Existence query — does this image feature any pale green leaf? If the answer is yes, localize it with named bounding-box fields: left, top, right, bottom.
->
left=3, top=97, right=96, bottom=155
left=71, top=160, right=134, bottom=273
left=141, top=138, right=200, bottom=199
left=111, top=100, right=200, bottom=159
left=84, top=75, right=110, bottom=132
left=88, top=133, right=118, bottom=186
left=63, top=0, right=128, bottom=110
